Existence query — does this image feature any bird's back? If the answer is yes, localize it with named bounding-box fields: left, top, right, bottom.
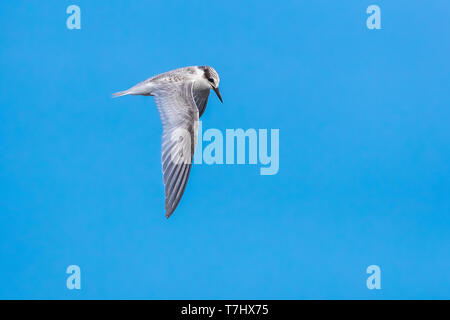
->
left=115, top=66, right=201, bottom=97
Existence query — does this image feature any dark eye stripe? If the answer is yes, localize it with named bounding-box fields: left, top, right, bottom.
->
left=208, top=78, right=214, bottom=83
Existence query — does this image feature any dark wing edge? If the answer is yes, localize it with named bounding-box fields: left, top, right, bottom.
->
left=193, top=88, right=210, bottom=118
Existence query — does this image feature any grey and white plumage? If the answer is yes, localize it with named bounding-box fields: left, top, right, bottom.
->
left=113, top=66, right=223, bottom=218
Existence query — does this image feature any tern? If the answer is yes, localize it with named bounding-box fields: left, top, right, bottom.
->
left=113, top=66, right=223, bottom=218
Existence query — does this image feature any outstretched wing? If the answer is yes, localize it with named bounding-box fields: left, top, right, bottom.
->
left=153, top=81, right=199, bottom=218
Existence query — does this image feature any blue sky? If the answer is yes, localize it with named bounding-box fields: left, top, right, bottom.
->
left=0, top=1, right=449, bottom=299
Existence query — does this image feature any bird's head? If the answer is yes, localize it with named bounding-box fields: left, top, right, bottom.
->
left=199, top=66, right=222, bottom=103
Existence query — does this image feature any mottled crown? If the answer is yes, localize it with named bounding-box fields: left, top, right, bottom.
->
left=199, top=66, right=220, bottom=85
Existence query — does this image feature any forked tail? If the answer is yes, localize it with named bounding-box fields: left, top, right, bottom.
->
left=112, top=90, right=131, bottom=98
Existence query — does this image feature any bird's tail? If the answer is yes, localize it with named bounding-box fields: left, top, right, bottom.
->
left=112, top=90, right=131, bottom=98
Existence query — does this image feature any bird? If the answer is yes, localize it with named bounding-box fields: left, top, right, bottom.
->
left=113, top=66, right=223, bottom=218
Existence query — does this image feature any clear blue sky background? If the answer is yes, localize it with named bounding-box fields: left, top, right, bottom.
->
left=0, top=1, right=449, bottom=299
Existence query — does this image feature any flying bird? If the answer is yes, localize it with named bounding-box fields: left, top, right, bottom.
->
left=113, top=66, right=223, bottom=218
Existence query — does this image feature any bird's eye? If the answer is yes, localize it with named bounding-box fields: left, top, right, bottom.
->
left=207, top=78, right=214, bottom=83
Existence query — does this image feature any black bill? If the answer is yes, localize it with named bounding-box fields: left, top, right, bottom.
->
left=213, top=86, right=223, bottom=103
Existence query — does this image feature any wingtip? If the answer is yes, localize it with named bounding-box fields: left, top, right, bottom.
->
left=165, top=206, right=174, bottom=219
